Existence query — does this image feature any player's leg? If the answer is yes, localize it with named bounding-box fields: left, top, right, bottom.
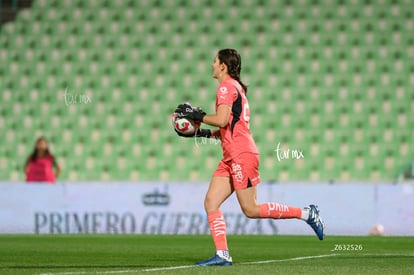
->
left=235, top=186, right=305, bottom=219
left=204, top=176, right=234, bottom=213
left=233, top=153, right=302, bottom=219
left=204, top=175, right=233, bottom=255
left=204, top=176, right=233, bottom=254
left=233, top=153, right=325, bottom=240
left=236, top=188, right=324, bottom=239
left=196, top=164, right=234, bottom=266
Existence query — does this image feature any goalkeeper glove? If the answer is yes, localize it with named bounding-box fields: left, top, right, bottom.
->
left=175, top=102, right=206, bottom=123
left=175, top=128, right=212, bottom=138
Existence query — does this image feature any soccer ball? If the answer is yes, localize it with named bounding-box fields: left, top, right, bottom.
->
left=369, top=224, right=385, bottom=236
left=173, top=116, right=197, bottom=136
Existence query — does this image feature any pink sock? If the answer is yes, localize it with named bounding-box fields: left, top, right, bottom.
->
left=207, top=210, right=228, bottom=250
left=259, top=202, right=302, bottom=219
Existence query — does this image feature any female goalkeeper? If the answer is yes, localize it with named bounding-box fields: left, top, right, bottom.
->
left=174, top=48, right=324, bottom=266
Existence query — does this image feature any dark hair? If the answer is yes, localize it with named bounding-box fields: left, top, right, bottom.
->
left=217, top=48, right=248, bottom=94
left=29, top=136, right=53, bottom=162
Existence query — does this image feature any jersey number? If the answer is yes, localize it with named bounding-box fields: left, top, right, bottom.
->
left=243, top=102, right=250, bottom=128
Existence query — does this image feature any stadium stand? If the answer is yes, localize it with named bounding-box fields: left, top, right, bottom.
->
left=0, top=0, right=413, bottom=182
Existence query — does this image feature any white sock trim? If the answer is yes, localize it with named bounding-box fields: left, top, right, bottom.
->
left=301, top=208, right=310, bottom=220
left=216, top=250, right=232, bottom=261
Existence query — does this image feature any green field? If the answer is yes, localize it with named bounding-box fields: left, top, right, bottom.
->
left=0, top=235, right=413, bottom=275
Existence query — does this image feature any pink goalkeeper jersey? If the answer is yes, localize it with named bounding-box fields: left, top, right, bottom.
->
left=25, top=155, right=56, bottom=183
left=216, top=76, right=259, bottom=161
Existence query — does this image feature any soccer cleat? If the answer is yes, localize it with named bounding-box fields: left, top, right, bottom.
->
left=195, top=254, right=233, bottom=266
left=305, top=204, right=325, bottom=240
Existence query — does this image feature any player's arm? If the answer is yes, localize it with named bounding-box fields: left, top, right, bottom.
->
left=202, top=104, right=230, bottom=128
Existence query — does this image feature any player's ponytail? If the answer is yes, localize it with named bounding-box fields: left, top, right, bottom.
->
left=218, top=49, right=248, bottom=94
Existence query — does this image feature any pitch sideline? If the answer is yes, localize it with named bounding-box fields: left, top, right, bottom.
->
left=142, top=253, right=340, bottom=272
left=35, top=253, right=339, bottom=275
left=36, top=253, right=414, bottom=274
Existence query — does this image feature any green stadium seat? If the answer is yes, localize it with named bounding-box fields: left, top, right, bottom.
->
left=0, top=0, right=413, bottom=182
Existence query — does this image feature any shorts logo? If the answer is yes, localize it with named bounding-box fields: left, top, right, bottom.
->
left=232, top=163, right=243, bottom=183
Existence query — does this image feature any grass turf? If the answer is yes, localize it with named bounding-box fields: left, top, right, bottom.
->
left=0, top=235, right=413, bottom=275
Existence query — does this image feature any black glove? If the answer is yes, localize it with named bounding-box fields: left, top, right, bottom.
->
left=175, top=102, right=206, bottom=123
left=192, top=106, right=206, bottom=122
left=175, top=128, right=212, bottom=138
left=174, top=102, right=193, bottom=117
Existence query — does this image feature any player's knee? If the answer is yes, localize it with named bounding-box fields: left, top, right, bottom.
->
left=240, top=205, right=258, bottom=218
left=203, top=199, right=210, bottom=211
left=204, top=196, right=218, bottom=212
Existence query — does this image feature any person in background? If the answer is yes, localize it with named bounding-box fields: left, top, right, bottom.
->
left=24, top=136, right=61, bottom=183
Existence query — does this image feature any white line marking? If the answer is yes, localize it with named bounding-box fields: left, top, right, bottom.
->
left=36, top=272, right=89, bottom=275
left=141, top=265, right=195, bottom=272
left=36, top=253, right=414, bottom=275
left=35, top=253, right=339, bottom=275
